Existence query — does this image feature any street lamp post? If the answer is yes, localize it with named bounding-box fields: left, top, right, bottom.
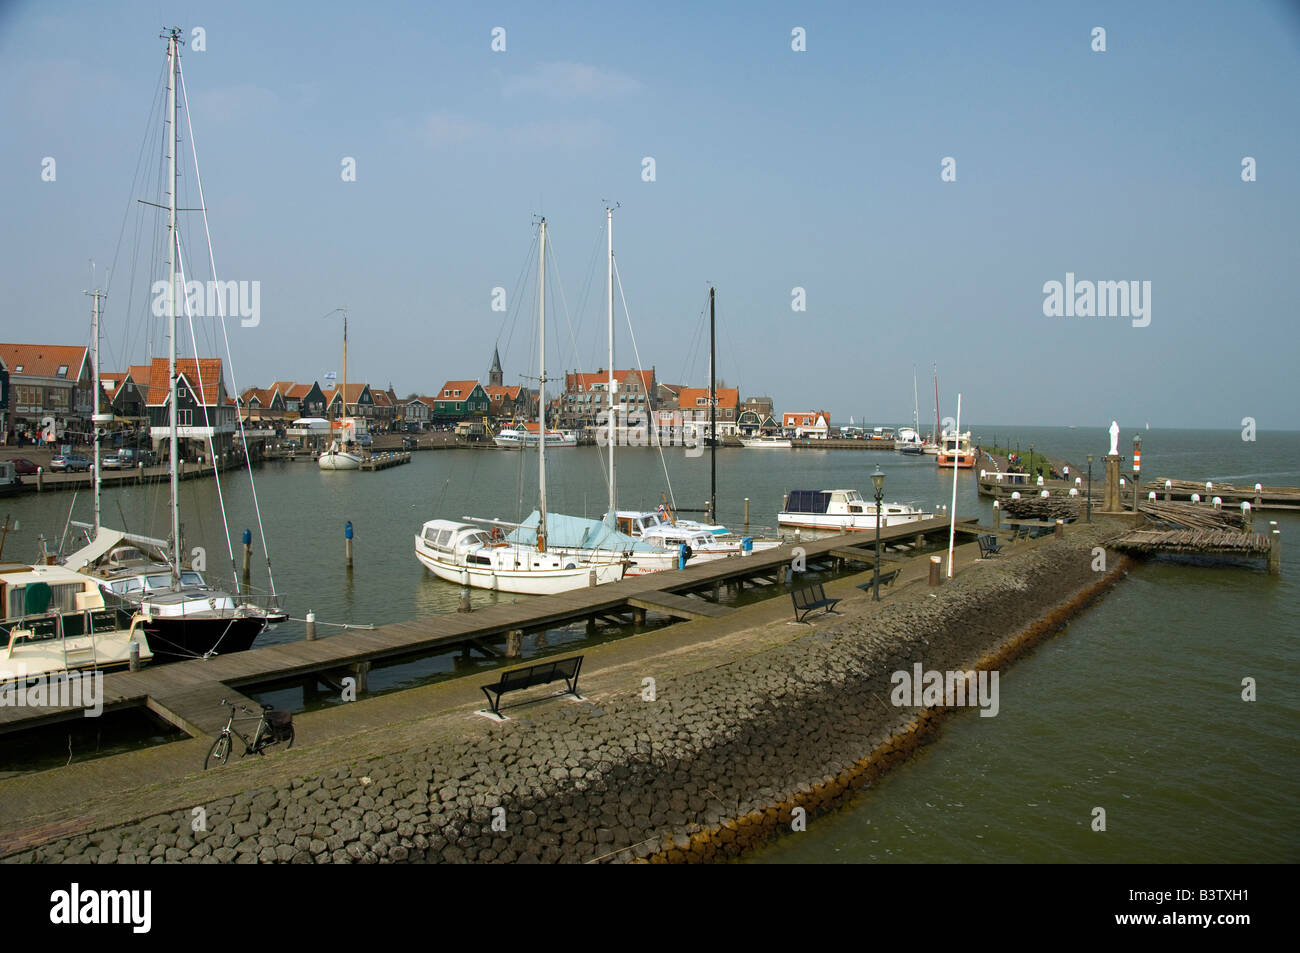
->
left=1086, top=454, right=1093, bottom=523
left=872, top=465, right=885, bottom=601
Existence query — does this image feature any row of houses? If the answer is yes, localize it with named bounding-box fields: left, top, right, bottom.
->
left=0, top=340, right=834, bottom=446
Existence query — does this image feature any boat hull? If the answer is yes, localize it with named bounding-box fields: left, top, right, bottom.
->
left=936, top=453, right=976, bottom=468
left=777, top=511, right=929, bottom=531
left=139, top=614, right=267, bottom=663
left=318, top=451, right=362, bottom=470
left=415, top=543, right=623, bottom=594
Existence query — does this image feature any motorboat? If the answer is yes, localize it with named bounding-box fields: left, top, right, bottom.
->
left=739, top=435, right=792, bottom=449
left=0, top=561, right=153, bottom=681
left=778, top=489, right=931, bottom=531
left=937, top=431, right=976, bottom=469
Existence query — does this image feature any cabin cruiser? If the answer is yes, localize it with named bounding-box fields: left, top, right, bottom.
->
left=936, top=431, right=976, bottom=469
left=778, top=489, right=930, bottom=531
left=493, top=427, right=578, bottom=449
left=738, top=435, right=792, bottom=449
left=615, top=509, right=780, bottom=556
left=63, top=528, right=284, bottom=662
left=896, top=427, right=926, bottom=455
left=415, top=519, right=625, bottom=594
left=1, top=561, right=153, bottom=681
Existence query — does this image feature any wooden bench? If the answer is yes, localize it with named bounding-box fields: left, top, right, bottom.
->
left=791, top=582, right=841, bottom=623
left=481, top=655, right=583, bottom=718
left=977, top=533, right=1004, bottom=558
left=856, top=568, right=901, bottom=592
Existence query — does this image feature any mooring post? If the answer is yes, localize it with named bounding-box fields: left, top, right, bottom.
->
left=241, top=528, right=252, bottom=584
left=1269, top=527, right=1281, bottom=576
left=305, top=610, right=317, bottom=641
left=345, top=520, right=354, bottom=569
left=632, top=607, right=646, bottom=627
left=588, top=569, right=597, bottom=588
left=778, top=564, right=788, bottom=586
left=993, top=500, right=1001, bottom=530
left=35, top=467, right=42, bottom=492
left=928, top=555, right=941, bottom=587
left=506, top=629, right=523, bottom=658
left=1055, top=518, right=1064, bottom=539
left=129, top=639, right=140, bottom=672
left=744, top=497, right=750, bottom=529
left=914, top=532, right=925, bottom=549
left=1255, top=483, right=1263, bottom=508
left=1241, top=501, right=1253, bottom=534
left=351, top=661, right=370, bottom=693
left=458, top=570, right=472, bottom=613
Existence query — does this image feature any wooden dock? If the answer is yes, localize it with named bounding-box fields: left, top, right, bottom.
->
left=359, top=451, right=411, bottom=471
left=0, top=516, right=976, bottom=740
left=1143, top=478, right=1300, bottom=512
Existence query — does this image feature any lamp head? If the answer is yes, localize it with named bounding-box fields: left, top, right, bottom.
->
left=871, top=465, right=885, bottom=496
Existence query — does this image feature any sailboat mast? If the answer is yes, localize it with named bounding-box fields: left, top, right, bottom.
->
left=87, top=288, right=104, bottom=537
left=166, top=27, right=182, bottom=581
left=607, top=205, right=615, bottom=525
left=709, top=285, right=716, bottom=521
left=912, top=365, right=919, bottom=433
left=341, top=307, right=348, bottom=436
left=537, top=218, right=548, bottom=554
left=933, top=362, right=940, bottom=439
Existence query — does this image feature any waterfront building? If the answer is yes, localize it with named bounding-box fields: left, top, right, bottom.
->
left=432, top=380, right=490, bottom=423
left=100, top=370, right=147, bottom=424
left=142, top=357, right=238, bottom=457
left=677, top=386, right=740, bottom=438
left=556, top=368, right=658, bottom=430
left=0, top=342, right=93, bottom=444
left=324, top=382, right=375, bottom=421
left=783, top=411, right=831, bottom=439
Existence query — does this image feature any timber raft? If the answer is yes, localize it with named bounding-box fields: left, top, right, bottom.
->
left=0, top=515, right=977, bottom=741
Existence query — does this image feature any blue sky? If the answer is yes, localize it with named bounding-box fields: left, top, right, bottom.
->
left=2, top=0, right=1297, bottom=429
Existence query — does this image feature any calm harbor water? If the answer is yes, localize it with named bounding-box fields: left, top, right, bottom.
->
left=3, top=426, right=1297, bottom=861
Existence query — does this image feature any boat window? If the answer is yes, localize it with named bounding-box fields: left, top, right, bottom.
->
left=145, top=574, right=171, bottom=590
left=435, top=530, right=452, bottom=548
left=180, top=572, right=204, bottom=587
left=469, top=554, right=492, bottom=566
left=123, top=578, right=144, bottom=594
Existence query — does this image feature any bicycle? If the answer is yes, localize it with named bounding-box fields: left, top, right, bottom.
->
left=204, top=699, right=294, bottom=769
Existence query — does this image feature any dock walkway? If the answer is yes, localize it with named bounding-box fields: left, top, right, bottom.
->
left=0, top=516, right=975, bottom=740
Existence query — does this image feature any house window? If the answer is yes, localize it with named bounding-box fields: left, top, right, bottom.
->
left=14, top=365, right=23, bottom=372
left=56, top=365, right=69, bottom=377
left=178, top=409, right=193, bottom=426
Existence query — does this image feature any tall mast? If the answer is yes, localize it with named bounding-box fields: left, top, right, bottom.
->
left=709, top=285, right=716, bottom=522
left=933, top=361, right=940, bottom=439
left=606, top=205, right=615, bottom=526
left=86, top=288, right=106, bottom=537
left=537, top=218, right=548, bottom=554
left=912, top=365, right=919, bottom=432
left=341, top=307, right=348, bottom=425
left=166, top=26, right=182, bottom=581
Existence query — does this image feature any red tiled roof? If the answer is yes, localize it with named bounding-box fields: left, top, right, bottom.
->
left=676, top=387, right=739, bottom=410
left=144, top=358, right=225, bottom=406
left=323, top=383, right=369, bottom=405
left=783, top=411, right=829, bottom=428
left=0, top=343, right=88, bottom=380
left=436, top=380, right=480, bottom=399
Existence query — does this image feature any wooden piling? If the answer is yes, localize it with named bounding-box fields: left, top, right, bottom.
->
left=744, top=497, right=750, bottom=528
left=1055, top=519, right=1064, bottom=539
left=928, top=555, right=941, bottom=587
left=1269, top=528, right=1281, bottom=576
left=305, top=610, right=317, bottom=641
left=506, top=629, right=523, bottom=658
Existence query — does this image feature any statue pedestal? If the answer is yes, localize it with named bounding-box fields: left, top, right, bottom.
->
left=1102, top=454, right=1124, bottom=513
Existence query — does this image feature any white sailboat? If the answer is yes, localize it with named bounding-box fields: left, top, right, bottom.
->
left=66, top=28, right=283, bottom=661
left=415, top=218, right=625, bottom=594
left=319, top=308, right=364, bottom=470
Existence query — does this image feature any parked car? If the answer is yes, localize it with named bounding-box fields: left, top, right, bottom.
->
left=101, top=452, right=126, bottom=469
left=50, top=454, right=92, bottom=472
left=6, top=457, right=40, bottom=475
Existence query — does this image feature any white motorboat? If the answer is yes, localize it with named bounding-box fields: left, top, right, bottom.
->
left=936, top=430, right=976, bottom=469
left=778, top=489, right=931, bottom=532
left=493, top=427, right=577, bottom=449
left=739, top=435, right=792, bottom=449
left=1, top=561, right=153, bottom=682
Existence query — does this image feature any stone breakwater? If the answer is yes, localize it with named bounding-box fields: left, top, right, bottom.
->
left=7, top=524, right=1127, bottom=864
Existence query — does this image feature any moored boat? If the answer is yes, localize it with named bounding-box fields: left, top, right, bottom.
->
left=739, top=435, right=792, bottom=449
left=936, top=431, right=976, bottom=468
left=778, top=489, right=931, bottom=531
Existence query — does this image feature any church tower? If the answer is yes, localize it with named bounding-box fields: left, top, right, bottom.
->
left=488, top=346, right=503, bottom=387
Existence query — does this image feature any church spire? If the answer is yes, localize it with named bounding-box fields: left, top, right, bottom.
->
left=489, top=345, right=503, bottom=387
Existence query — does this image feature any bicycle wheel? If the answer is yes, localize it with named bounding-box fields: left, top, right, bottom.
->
left=204, top=733, right=233, bottom=770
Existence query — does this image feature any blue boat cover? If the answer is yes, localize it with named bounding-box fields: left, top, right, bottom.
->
left=507, top=511, right=664, bottom=553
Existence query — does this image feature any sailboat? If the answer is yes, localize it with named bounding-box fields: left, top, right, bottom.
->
left=66, top=28, right=283, bottom=661
left=898, top=366, right=926, bottom=454
left=318, top=308, right=364, bottom=470
left=414, top=218, right=626, bottom=594
left=922, top=363, right=942, bottom=454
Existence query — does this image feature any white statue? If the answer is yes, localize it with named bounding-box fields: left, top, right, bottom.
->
left=1108, top=420, right=1120, bottom=455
